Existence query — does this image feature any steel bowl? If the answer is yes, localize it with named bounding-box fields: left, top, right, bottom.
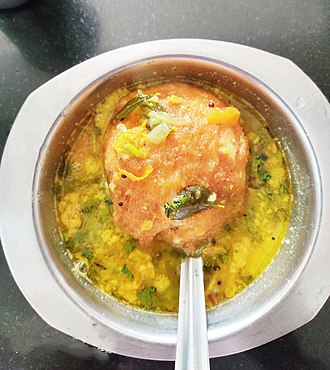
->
left=0, top=39, right=329, bottom=359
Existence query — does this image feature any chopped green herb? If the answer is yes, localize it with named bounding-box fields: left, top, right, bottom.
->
left=279, top=184, right=287, bottom=196
left=138, top=289, right=152, bottom=307
left=62, top=233, right=74, bottom=249
left=262, top=171, right=271, bottom=183
left=63, top=239, right=74, bottom=249
left=104, top=198, right=113, bottom=206
left=243, top=215, right=263, bottom=242
left=81, top=249, right=93, bottom=260
left=244, top=274, right=253, bottom=284
left=82, top=199, right=99, bottom=213
left=121, top=265, right=133, bottom=279
left=219, top=254, right=229, bottom=263
left=74, top=230, right=89, bottom=243
left=169, top=193, right=190, bottom=211
left=138, top=286, right=159, bottom=308
left=250, top=153, right=271, bottom=188
left=164, top=203, right=171, bottom=218
left=123, top=239, right=136, bottom=254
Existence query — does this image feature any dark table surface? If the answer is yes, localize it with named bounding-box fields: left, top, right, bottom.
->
left=0, top=1, right=329, bottom=369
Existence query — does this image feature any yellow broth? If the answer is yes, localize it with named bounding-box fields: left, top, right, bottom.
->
left=55, top=82, right=291, bottom=312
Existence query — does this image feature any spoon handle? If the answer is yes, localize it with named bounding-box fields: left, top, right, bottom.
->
left=175, top=257, right=210, bottom=370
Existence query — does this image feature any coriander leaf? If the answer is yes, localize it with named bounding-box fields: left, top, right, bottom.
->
left=121, top=265, right=133, bottom=279
left=138, top=287, right=159, bottom=308
left=262, top=171, right=271, bottom=183
left=219, top=254, right=229, bottom=263
left=104, top=198, right=113, bottom=206
left=249, top=153, right=271, bottom=188
left=81, top=249, right=93, bottom=260
left=244, top=274, right=253, bottom=284
left=123, top=239, right=136, bottom=254
left=82, top=199, right=99, bottom=213
left=279, top=184, right=287, bottom=196
left=74, top=230, right=89, bottom=243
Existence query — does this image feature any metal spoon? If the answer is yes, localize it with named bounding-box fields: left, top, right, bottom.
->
left=175, top=257, right=210, bottom=370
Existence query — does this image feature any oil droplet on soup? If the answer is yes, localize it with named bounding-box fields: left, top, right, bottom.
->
left=55, top=82, right=291, bottom=312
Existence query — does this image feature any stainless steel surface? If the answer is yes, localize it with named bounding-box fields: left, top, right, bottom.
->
left=0, top=40, right=329, bottom=360
left=175, top=258, right=210, bottom=370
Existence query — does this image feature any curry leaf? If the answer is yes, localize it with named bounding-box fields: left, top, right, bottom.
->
left=116, top=93, right=166, bottom=120
left=143, top=100, right=166, bottom=112
left=116, top=95, right=152, bottom=120
left=164, top=185, right=221, bottom=221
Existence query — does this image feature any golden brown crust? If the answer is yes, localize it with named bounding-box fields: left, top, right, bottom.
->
left=103, top=82, right=249, bottom=255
